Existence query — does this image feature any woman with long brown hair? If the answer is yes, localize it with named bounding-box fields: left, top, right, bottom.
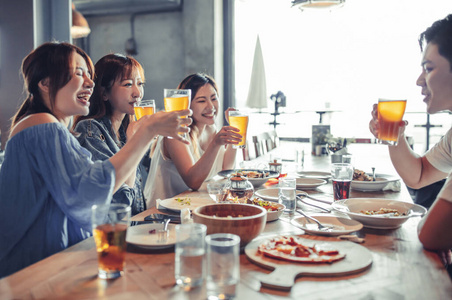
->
left=144, top=73, right=241, bottom=207
left=73, top=53, right=163, bottom=215
left=0, top=42, right=190, bottom=277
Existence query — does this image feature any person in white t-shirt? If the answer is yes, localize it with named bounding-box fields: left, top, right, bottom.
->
left=144, top=73, right=242, bottom=207
left=369, top=15, right=452, bottom=266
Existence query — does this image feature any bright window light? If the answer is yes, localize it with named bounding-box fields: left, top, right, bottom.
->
left=235, top=0, right=452, bottom=150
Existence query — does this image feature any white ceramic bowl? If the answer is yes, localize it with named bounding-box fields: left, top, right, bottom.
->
left=217, top=169, right=279, bottom=188
left=332, top=198, right=427, bottom=229
left=266, top=205, right=285, bottom=222
left=249, top=201, right=285, bottom=222
left=351, top=174, right=398, bottom=191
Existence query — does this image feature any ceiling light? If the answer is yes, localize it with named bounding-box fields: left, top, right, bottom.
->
left=291, top=0, right=345, bottom=11
left=71, top=4, right=91, bottom=39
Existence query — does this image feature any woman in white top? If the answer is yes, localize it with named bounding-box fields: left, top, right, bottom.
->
left=144, top=73, right=242, bottom=207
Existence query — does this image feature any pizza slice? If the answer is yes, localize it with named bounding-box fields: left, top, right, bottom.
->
left=258, top=236, right=345, bottom=263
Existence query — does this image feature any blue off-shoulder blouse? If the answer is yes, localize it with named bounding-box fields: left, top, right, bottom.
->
left=0, top=122, right=116, bottom=278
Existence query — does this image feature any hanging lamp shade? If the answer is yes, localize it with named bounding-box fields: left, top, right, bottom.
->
left=291, top=0, right=345, bottom=11
left=71, top=4, right=91, bottom=39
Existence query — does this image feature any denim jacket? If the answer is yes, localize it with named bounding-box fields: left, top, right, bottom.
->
left=74, top=116, right=146, bottom=215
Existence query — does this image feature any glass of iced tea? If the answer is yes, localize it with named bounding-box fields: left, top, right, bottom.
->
left=164, top=89, right=191, bottom=138
left=92, top=203, right=131, bottom=279
left=134, top=99, right=155, bottom=121
left=228, top=110, right=249, bottom=149
left=377, top=98, right=407, bottom=146
left=331, top=163, right=354, bottom=201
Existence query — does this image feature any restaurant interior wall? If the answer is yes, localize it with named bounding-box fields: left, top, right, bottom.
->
left=0, top=0, right=72, bottom=151
left=235, top=0, right=452, bottom=154
left=77, top=0, right=224, bottom=116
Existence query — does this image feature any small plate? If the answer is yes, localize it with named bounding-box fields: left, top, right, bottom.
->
left=254, top=188, right=280, bottom=201
left=297, top=171, right=331, bottom=180
left=291, top=215, right=363, bottom=236
left=159, top=197, right=214, bottom=212
left=126, top=223, right=177, bottom=250
left=351, top=174, right=399, bottom=191
left=332, top=198, right=427, bottom=229
left=218, top=169, right=279, bottom=188
left=296, top=178, right=327, bottom=190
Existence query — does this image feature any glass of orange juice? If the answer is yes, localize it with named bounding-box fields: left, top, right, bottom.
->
left=164, top=89, right=191, bottom=138
left=228, top=110, right=249, bottom=149
left=377, top=98, right=407, bottom=146
left=134, top=99, right=155, bottom=121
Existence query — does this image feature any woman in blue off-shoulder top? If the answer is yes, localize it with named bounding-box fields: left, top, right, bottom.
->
left=0, top=42, right=191, bottom=278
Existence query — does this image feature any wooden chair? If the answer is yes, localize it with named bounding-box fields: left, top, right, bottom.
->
left=242, top=138, right=257, bottom=161
left=267, top=130, right=279, bottom=151
left=252, top=135, right=266, bottom=158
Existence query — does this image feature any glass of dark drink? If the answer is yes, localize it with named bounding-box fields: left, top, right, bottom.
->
left=92, top=203, right=131, bottom=279
left=331, top=163, right=354, bottom=201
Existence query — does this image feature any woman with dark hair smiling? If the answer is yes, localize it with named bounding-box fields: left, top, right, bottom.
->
left=73, top=53, right=175, bottom=215
left=144, top=73, right=241, bottom=207
left=0, top=42, right=190, bottom=277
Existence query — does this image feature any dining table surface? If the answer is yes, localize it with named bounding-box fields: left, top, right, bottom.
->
left=1, top=141, right=451, bottom=299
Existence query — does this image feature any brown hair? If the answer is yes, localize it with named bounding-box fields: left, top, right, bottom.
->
left=179, top=73, right=219, bottom=158
left=73, top=53, right=145, bottom=132
left=12, top=42, right=94, bottom=126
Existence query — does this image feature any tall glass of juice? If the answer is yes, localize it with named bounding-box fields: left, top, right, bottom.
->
left=228, top=110, right=249, bottom=149
left=92, top=203, right=130, bottom=279
left=134, top=99, right=155, bottom=121
left=164, top=89, right=191, bottom=138
left=377, top=98, right=407, bottom=146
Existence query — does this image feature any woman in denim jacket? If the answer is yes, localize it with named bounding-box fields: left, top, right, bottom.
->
left=73, top=54, right=173, bottom=215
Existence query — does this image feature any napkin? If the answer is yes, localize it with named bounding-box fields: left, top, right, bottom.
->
left=382, top=180, right=401, bottom=192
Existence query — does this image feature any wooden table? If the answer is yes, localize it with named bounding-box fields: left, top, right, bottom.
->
left=1, top=143, right=451, bottom=299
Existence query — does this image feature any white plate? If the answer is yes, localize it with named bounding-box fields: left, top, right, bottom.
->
left=297, top=171, right=331, bottom=180
left=332, top=198, right=427, bottom=229
left=351, top=174, right=399, bottom=191
left=217, top=169, right=279, bottom=188
left=159, top=197, right=214, bottom=212
left=291, top=215, right=363, bottom=236
left=126, top=223, right=177, bottom=250
left=255, top=188, right=280, bottom=201
left=296, top=178, right=327, bottom=190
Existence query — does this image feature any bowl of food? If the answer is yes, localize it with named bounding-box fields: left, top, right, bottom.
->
left=218, top=169, right=279, bottom=188
left=332, top=198, right=427, bottom=229
left=351, top=169, right=399, bottom=191
left=248, top=198, right=285, bottom=222
left=192, top=203, right=267, bottom=246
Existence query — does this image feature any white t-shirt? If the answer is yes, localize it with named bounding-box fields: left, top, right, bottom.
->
left=425, top=127, right=452, bottom=202
left=143, top=136, right=225, bottom=208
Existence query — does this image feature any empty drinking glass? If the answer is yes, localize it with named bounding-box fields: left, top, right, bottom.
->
left=207, top=181, right=227, bottom=203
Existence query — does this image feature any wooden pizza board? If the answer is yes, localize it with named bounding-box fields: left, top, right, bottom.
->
left=245, top=234, right=373, bottom=290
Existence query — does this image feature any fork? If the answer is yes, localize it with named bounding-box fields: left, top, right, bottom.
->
left=296, top=195, right=331, bottom=213
left=295, top=209, right=333, bottom=231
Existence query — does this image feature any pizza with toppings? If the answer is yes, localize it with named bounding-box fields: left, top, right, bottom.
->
left=258, top=236, right=346, bottom=263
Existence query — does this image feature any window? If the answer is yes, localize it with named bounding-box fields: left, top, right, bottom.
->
left=234, top=0, right=452, bottom=152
